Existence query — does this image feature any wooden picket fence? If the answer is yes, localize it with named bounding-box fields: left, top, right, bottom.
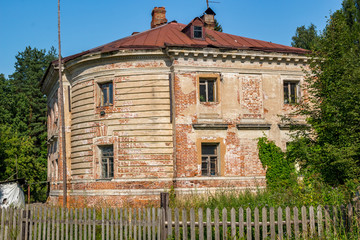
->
left=0, top=203, right=360, bottom=240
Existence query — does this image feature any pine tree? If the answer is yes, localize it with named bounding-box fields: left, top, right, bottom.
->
left=0, top=46, right=57, bottom=201
left=9, top=46, right=56, bottom=158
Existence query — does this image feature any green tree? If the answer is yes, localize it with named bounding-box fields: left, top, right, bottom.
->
left=0, top=74, right=13, bottom=125
left=291, top=23, right=320, bottom=50
left=9, top=47, right=56, bottom=159
left=0, top=46, right=56, bottom=201
left=0, top=125, right=47, bottom=202
left=214, top=18, right=223, bottom=32
left=288, top=0, right=360, bottom=185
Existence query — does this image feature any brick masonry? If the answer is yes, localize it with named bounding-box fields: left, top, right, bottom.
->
left=43, top=49, right=307, bottom=207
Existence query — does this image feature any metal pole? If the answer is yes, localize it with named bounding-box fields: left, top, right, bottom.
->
left=58, top=0, right=67, bottom=207
left=206, top=0, right=209, bottom=8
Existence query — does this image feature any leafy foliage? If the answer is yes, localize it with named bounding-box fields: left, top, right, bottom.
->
left=257, top=137, right=296, bottom=190
left=291, top=23, right=320, bottom=50
left=288, top=0, right=360, bottom=185
left=0, top=46, right=56, bottom=202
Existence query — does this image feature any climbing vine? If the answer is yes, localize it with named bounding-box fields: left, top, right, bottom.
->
left=258, top=137, right=296, bottom=190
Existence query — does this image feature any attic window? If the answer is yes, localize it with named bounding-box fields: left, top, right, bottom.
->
left=193, top=26, right=203, bottom=39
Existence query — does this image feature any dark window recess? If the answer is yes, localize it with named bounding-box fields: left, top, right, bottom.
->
left=199, top=78, right=216, bottom=102
left=201, top=144, right=219, bottom=176
left=100, top=145, right=114, bottom=179
left=194, top=26, right=203, bottom=39
left=283, top=81, right=299, bottom=104
left=100, top=82, right=113, bottom=106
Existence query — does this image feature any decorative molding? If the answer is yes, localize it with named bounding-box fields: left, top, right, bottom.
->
left=278, top=123, right=308, bottom=130
left=236, top=124, right=271, bottom=130
left=192, top=124, right=228, bottom=130
left=167, top=48, right=309, bottom=64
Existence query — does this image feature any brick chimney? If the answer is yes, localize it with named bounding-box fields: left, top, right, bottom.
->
left=151, top=7, right=168, bottom=29
left=201, top=7, right=216, bottom=30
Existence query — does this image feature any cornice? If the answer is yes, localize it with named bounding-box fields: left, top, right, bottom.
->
left=65, top=49, right=168, bottom=72
left=167, top=48, right=310, bottom=65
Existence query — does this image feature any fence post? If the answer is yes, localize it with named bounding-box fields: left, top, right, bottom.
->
left=160, top=193, right=169, bottom=214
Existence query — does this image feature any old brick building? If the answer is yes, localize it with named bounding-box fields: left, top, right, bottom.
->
left=42, top=7, right=308, bottom=206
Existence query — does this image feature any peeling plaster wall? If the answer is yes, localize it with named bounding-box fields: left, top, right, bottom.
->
left=172, top=51, right=307, bottom=190
left=44, top=49, right=308, bottom=206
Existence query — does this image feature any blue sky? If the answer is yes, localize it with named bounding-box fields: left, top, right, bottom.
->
left=0, top=0, right=342, bottom=78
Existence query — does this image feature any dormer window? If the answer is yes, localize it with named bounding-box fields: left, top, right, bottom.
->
left=194, top=26, right=203, bottom=39
left=182, top=17, right=205, bottom=40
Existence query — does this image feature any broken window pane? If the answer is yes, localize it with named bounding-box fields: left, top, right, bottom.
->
left=199, top=78, right=217, bottom=102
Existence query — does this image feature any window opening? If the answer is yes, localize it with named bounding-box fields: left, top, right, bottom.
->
left=100, top=82, right=113, bottom=106
left=199, top=78, right=216, bottom=102
left=194, top=26, right=203, bottom=39
left=201, top=143, right=219, bottom=176
left=100, top=145, right=114, bottom=179
left=283, top=81, right=299, bottom=104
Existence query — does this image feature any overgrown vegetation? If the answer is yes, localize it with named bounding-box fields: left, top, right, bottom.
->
left=288, top=0, right=360, bottom=186
left=172, top=0, right=360, bottom=212
left=257, top=137, right=296, bottom=190
left=0, top=46, right=56, bottom=202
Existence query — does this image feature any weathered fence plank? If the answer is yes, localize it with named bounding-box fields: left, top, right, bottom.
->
left=199, top=208, right=204, bottom=240
left=309, top=206, right=315, bottom=238
left=286, top=207, right=291, bottom=239
left=206, top=208, right=212, bottom=240
left=254, top=207, right=259, bottom=240
left=190, top=208, right=195, bottom=240
left=231, top=208, right=236, bottom=240
left=33, top=207, right=38, bottom=240
left=182, top=209, right=188, bottom=240
left=239, top=208, right=244, bottom=239
left=222, top=208, right=227, bottom=240
left=69, top=209, right=73, bottom=240
left=278, top=207, right=283, bottom=240
left=301, top=206, right=307, bottom=239
left=246, top=208, right=251, bottom=240
left=167, top=208, right=172, bottom=239
left=262, top=207, right=267, bottom=240
left=317, top=205, right=323, bottom=237
left=293, top=207, right=299, bottom=239
left=175, top=208, right=180, bottom=240
left=214, top=208, right=219, bottom=240
left=270, top=207, right=275, bottom=240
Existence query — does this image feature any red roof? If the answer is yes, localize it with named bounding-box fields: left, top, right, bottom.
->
left=62, top=21, right=308, bottom=63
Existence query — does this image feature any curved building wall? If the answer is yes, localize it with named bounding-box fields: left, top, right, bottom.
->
left=62, top=52, right=174, bottom=206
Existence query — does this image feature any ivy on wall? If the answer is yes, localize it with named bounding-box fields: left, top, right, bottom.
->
left=258, top=137, right=296, bottom=190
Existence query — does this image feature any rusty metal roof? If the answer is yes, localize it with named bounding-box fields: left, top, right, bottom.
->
left=62, top=21, right=308, bottom=63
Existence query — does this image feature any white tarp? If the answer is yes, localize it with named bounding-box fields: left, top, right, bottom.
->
left=0, top=182, right=25, bottom=208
